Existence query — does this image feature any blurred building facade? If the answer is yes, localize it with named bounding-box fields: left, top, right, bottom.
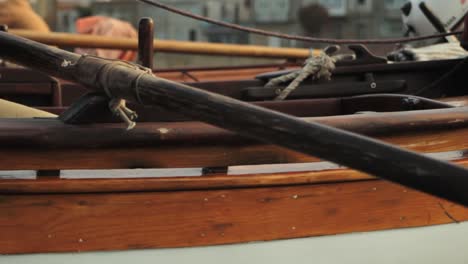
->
left=90, top=0, right=252, bottom=43
left=45, top=0, right=408, bottom=47
left=31, top=0, right=410, bottom=67
left=251, top=0, right=407, bottom=47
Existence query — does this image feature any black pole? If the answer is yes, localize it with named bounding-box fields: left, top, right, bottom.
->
left=1, top=31, right=468, bottom=205
left=138, top=17, right=154, bottom=69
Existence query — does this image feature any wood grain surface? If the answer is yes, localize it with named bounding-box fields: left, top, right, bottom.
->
left=1, top=180, right=467, bottom=254
left=0, top=159, right=467, bottom=194
left=0, top=127, right=467, bottom=170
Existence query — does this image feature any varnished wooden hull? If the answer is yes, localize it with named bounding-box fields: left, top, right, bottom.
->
left=1, top=103, right=468, bottom=254
left=2, top=28, right=468, bottom=260
left=1, top=174, right=468, bottom=254
left=1, top=59, right=468, bottom=255
left=2, top=222, right=468, bottom=263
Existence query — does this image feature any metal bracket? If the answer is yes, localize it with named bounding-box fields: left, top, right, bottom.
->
left=243, top=78, right=406, bottom=100
left=336, top=45, right=387, bottom=66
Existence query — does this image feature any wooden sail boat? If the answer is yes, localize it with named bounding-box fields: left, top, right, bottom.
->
left=1, top=17, right=468, bottom=263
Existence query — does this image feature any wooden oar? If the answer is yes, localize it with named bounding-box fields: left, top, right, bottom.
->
left=9, top=29, right=317, bottom=59
left=1, top=31, right=468, bottom=206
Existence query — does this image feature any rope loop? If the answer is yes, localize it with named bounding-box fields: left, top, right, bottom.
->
left=267, top=46, right=344, bottom=100
left=75, top=55, right=153, bottom=130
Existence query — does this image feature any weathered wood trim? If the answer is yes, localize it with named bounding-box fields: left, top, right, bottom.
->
left=1, top=106, right=467, bottom=149
left=1, top=168, right=372, bottom=194
left=0, top=128, right=467, bottom=170
left=1, top=180, right=467, bottom=254
left=1, top=159, right=468, bottom=194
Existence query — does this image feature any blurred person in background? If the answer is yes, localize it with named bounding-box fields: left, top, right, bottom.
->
left=75, top=16, right=137, bottom=61
left=0, top=0, right=50, bottom=32
left=0, top=0, right=53, bottom=117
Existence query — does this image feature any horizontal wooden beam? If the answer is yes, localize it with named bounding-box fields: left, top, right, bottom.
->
left=10, top=30, right=316, bottom=59
left=1, top=180, right=467, bottom=254
left=0, top=107, right=467, bottom=170
left=2, top=158, right=468, bottom=194
left=1, top=105, right=468, bottom=170
left=155, top=65, right=298, bottom=82
left=0, top=127, right=467, bottom=170
left=2, top=106, right=468, bottom=149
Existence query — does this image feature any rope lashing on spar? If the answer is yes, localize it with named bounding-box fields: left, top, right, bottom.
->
left=63, top=55, right=153, bottom=130
left=267, top=46, right=353, bottom=100
left=100, top=59, right=152, bottom=130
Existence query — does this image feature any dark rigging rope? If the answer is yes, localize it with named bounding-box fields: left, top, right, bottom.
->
left=138, top=0, right=462, bottom=45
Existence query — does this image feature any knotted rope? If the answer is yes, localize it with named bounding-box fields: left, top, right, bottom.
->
left=266, top=46, right=351, bottom=100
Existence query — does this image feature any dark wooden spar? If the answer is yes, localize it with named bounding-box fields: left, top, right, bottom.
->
left=1, top=31, right=468, bottom=206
